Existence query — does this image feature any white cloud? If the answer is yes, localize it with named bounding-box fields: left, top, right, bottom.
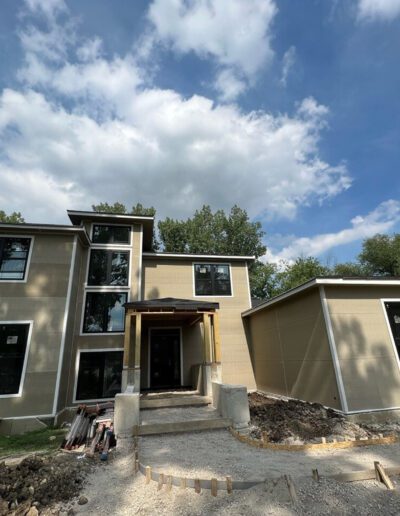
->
left=266, top=200, right=400, bottom=263
left=280, top=46, right=296, bottom=87
left=214, top=69, right=247, bottom=102
left=357, top=0, right=400, bottom=21
left=147, top=0, right=277, bottom=100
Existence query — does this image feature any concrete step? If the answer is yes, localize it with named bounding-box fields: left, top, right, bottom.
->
left=140, top=396, right=211, bottom=410
left=138, top=418, right=231, bottom=436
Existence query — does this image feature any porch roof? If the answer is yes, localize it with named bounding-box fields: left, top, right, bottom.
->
left=124, top=297, right=219, bottom=312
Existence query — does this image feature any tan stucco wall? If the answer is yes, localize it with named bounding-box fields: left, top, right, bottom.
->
left=325, top=285, right=400, bottom=412
left=65, top=224, right=142, bottom=405
left=246, top=288, right=341, bottom=409
left=0, top=234, right=75, bottom=418
left=142, top=259, right=256, bottom=389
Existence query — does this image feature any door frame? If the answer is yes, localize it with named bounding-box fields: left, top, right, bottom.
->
left=147, top=326, right=183, bottom=389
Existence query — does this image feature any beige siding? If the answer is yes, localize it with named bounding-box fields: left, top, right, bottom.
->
left=143, top=259, right=256, bottom=389
left=326, top=285, right=400, bottom=411
left=65, top=224, right=142, bottom=404
left=246, top=288, right=341, bottom=409
left=0, top=234, right=74, bottom=418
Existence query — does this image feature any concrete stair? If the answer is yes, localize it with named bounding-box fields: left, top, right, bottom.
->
left=140, top=395, right=211, bottom=410
left=138, top=417, right=231, bottom=436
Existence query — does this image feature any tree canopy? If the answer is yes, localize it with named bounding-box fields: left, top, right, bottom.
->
left=358, top=233, right=400, bottom=276
left=0, top=210, right=25, bottom=223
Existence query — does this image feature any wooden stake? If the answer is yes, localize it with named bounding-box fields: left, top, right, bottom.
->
left=374, top=461, right=394, bottom=490
left=194, top=478, right=201, bottom=494
left=312, top=469, right=320, bottom=482
left=211, top=478, right=218, bottom=497
left=158, top=473, right=164, bottom=490
left=134, top=459, right=139, bottom=474
left=284, top=475, right=299, bottom=504
left=166, top=475, right=172, bottom=492
left=226, top=476, right=233, bottom=494
left=145, top=466, right=152, bottom=484
left=180, top=477, right=187, bottom=490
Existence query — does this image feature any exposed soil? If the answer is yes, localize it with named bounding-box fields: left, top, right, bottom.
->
left=248, top=392, right=400, bottom=444
left=0, top=453, right=94, bottom=515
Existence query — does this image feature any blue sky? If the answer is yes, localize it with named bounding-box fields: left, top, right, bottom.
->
left=0, top=0, right=399, bottom=263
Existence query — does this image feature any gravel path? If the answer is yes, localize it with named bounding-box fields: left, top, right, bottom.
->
left=139, top=428, right=400, bottom=480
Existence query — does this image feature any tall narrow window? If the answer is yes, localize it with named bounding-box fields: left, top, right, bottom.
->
left=92, top=225, right=130, bottom=245
left=385, top=302, right=400, bottom=356
left=88, top=249, right=129, bottom=286
left=76, top=351, right=123, bottom=400
left=0, top=323, right=30, bottom=395
left=194, top=264, right=231, bottom=296
left=83, top=292, right=127, bottom=333
left=0, top=237, right=31, bottom=281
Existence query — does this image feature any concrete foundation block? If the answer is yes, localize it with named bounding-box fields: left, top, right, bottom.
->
left=212, top=381, right=222, bottom=410
left=0, top=417, right=48, bottom=436
left=202, top=364, right=213, bottom=397
left=220, top=384, right=250, bottom=430
left=114, top=392, right=140, bottom=438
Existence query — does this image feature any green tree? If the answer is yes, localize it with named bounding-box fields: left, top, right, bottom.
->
left=130, top=203, right=156, bottom=217
left=331, top=261, right=369, bottom=277
left=92, top=202, right=128, bottom=214
left=0, top=210, right=25, bottom=223
left=249, top=261, right=279, bottom=299
left=358, top=233, right=400, bottom=276
left=277, top=256, right=330, bottom=293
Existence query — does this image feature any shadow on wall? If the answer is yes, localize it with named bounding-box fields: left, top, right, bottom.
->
left=333, top=315, right=400, bottom=412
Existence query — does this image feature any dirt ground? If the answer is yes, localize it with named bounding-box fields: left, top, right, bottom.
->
left=248, top=393, right=400, bottom=444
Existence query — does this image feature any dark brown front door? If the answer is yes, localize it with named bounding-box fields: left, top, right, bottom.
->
left=150, top=328, right=181, bottom=389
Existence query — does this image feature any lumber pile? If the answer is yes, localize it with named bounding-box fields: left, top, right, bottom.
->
left=61, top=402, right=116, bottom=460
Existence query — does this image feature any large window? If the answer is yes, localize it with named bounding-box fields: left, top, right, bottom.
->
left=0, top=323, right=30, bottom=395
left=83, top=292, right=127, bottom=333
left=88, top=249, right=129, bottom=286
left=0, top=237, right=31, bottom=281
left=92, top=225, right=131, bottom=245
left=385, top=302, right=400, bottom=356
left=194, top=264, right=232, bottom=296
left=76, top=350, right=123, bottom=400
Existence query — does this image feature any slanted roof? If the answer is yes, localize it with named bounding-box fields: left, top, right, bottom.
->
left=0, top=222, right=91, bottom=246
left=67, top=210, right=154, bottom=251
left=242, top=276, right=400, bottom=317
left=124, top=297, right=219, bottom=312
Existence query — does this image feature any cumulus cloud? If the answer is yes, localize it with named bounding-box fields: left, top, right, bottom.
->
left=357, top=0, right=400, bottom=21
left=266, top=200, right=400, bottom=263
left=147, top=0, right=277, bottom=100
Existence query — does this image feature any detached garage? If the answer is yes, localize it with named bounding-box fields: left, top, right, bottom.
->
left=243, top=278, right=400, bottom=416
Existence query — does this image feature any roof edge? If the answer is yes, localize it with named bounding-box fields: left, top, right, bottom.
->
left=0, top=223, right=91, bottom=246
left=67, top=210, right=154, bottom=222
left=143, top=252, right=255, bottom=261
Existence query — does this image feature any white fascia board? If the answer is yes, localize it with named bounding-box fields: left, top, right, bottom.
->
left=67, top=211, right=154, bottom=221
left=143, top=252, right=255, bottom=261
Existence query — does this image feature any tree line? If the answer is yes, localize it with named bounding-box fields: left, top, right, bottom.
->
left=2, top=203, right=399, bottom=300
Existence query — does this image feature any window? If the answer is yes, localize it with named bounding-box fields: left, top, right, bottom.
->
left=385, top=302, right=400, bottom=355
left=0, top=237, right=31, bottom=281
left=194, top=264, right=232, bottom=296
left=0, top=323, right=30, bottom=395
left=88, top=249, right=129, bottom=286
left=83, top=292, right=127, bottom=333
left=92, top=225, right=130, bottom=245
left=76, top=350, right=123, bottom=400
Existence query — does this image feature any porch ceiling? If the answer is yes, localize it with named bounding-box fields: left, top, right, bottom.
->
left=124, top=297, right=219, bottom=314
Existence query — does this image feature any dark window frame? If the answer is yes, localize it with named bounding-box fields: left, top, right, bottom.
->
left=75, top=349, right=123, bottom=401
left=91, top=224, right=131, bottom=245
left=0, top=322, right=31, bottom=396
left=194, top=263, right=232, bottom=297
left=87, top=248, right=130, bottom=286
left=0, top=236, right=32, bottom=282
left=384, top=301, right=400, bottom=359
left=82, top=291, right=128, bottom=334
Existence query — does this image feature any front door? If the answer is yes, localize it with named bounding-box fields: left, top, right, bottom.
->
left=150, top=328, right=181, bottom=389
left=385, top=302, right=400, bottom=356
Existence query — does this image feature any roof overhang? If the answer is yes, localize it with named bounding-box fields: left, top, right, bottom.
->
left=0, top=222, right=91, bottom=246
left=124, top=297, right=219, bottom=313
left=67, top=210, right=154, bottom=251
left=143, top=252, right=255, bottom=262
left=242, top=277, right=400, bottom=317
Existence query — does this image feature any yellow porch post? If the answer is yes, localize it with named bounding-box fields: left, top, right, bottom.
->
left=202, top=313, right=212, bottom=364
left=212, top=312, right=222, bottom=364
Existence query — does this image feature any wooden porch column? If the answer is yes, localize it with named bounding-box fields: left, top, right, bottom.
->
left=122, top=311, right=142, bottom=392
left=122, top=311, right=133, bottom=391
left=134, top=313, right=142, bottom=369
left=212, top=312, right=221, bottom=364
left=202, top=313, right=212, bottom=364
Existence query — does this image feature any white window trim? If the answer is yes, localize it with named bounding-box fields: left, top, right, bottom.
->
left=0, top=235, right=34, bottom=283
left=192, top=262, right=234, bottom=298
left=73, top=347, right=124, bottom=403
left=381, top=298, right=400, bottom=379
left=90, top=222, right=133, bottom=247
left=0, top=320, right=33, bottom=398
left=80, top=290, right=130, bottom=337
left=83, top=246, right=132, bottom=289
left=148, top=327, right=183, bottom=389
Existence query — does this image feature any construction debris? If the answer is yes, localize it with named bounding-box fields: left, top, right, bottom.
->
left=61, top=402, right=116, bottom=460
left=248, top=392, right=399, bottom=444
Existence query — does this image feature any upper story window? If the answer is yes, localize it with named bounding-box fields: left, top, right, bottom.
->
left=83, top=292, right=127, bottom=334
left=194, top=263, right=232, bottom=296
left=92, top=225, right=131, bottom=245
left=0, top=237, right=32, bottom=281
left=88, top=249, right=129, bottom=286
